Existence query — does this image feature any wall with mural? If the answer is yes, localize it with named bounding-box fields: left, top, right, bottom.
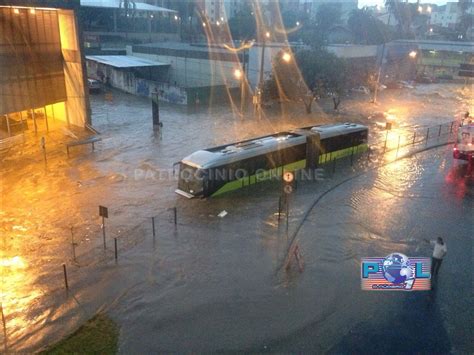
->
left=86, top=60, right=188, bottom=105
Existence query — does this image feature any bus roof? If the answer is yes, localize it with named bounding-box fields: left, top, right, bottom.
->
left=181, top=123, right=368, bottom=169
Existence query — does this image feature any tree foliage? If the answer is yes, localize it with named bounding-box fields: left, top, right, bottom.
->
left=265, top=48, right=348, bottom=113
left=384, top=0, right=420, bottom=38
left=300, top=4, right=342, bottom=47
left=348, top=8, right=391, bottom=45
left=228, top=4, right=257, bottom=40
left=314, top=4, right=342, bottom=42
left=457, top=0, right=473, bottom=37
left=458, top=0, right=473, bottom=12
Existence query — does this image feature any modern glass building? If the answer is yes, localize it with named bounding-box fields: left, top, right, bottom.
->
left=0, top=0, right=90, bottom=137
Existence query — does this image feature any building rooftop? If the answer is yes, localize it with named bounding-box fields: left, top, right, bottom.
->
left=136, top=42, right=233, bottom=54
left=86, top=55, right=169, bottom=68
left=132, top=42, right=243, bottom=62
left=392, top=40, right=474, bottom=53
left=80, top=0, right=176, bottom=13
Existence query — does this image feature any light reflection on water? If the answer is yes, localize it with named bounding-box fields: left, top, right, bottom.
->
left=0, top=79, right=470, bottom=352
left=0, top=254, right=42, bottom=341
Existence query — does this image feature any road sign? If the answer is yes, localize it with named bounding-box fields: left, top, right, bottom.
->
left=283, top=171, right=294, bottom=183
left=99, top=205, right=108, bottom=218
left=284, top=185, right=293, bottom=194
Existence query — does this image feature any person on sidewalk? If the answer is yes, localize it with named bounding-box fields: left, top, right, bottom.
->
left=425, top=237, right=447, bottom=276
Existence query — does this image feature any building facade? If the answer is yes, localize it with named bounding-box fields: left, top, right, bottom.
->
left=431, top=2, right=461, bottom=29
left=430, top=2, right=474, bottom=29
left=0, top=0, right=90, bottom=138
left=301, top=0, right=358, bottom=21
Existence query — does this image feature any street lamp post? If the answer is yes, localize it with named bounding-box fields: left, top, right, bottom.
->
left=233, top=68, right=245, bottom=114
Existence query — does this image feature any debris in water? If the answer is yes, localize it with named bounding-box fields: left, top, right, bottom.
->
left=217, top=210, right=228, bottom=218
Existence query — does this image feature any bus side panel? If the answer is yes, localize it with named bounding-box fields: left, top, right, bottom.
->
left=211, top=144, right=307, bottom=197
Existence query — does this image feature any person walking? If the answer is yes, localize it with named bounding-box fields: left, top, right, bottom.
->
left=426, top=237, right=447, bottom=276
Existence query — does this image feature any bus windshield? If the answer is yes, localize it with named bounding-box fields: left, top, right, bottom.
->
left=177, top=163, right=205, bottom=196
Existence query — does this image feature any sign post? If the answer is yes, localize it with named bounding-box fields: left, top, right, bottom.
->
left=282, top=171, right=294, bottom=237
left=40, top=137, right=46, bottom=166
left=99, top=205, right=108, bottom=249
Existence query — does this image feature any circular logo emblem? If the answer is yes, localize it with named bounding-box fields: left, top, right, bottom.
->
left=284, top=185, right=293, bottom=194
left=382, top=253, right=413, bottom=284
left=283, top=171, right=294, bottom=183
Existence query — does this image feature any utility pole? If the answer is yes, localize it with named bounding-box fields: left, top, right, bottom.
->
left=258, top=35, right=267, bottom=90
left=373, top=11, right=392, bottom=103
left=240, top=48, right=247, bottom=114
left=257, top=31, right=270, bottom=115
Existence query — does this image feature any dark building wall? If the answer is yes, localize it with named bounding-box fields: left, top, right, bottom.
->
left=0, top=0, right=79, bottom=9
left=0, top=7, right=67, bottom=115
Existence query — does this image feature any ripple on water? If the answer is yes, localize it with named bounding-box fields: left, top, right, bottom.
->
left=374, top=158, right=425, bottom=194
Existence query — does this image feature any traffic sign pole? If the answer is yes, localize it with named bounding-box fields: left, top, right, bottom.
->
left=102, top=216, right=106, bottom=249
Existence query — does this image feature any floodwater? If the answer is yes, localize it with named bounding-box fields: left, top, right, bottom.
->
left=0, top=83, right=472, bottom=352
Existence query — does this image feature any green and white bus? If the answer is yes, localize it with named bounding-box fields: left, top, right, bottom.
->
left=175, top=123, right=368, bottom=198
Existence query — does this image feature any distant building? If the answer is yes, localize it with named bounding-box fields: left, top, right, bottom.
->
left=0, top=0, right=90, bottom=138
left=430, top=2, right=473, bottom=30
left=327, top=25, right=354, bottom=44
left=431, top=2, right=461, bottom=29
left=193, top=0, right=244, bottom=23
left=80, top=0, right=179, bottom=50
left=86, top=42, right=244, bottom=106
left=394, top=39, right=474, bottom=78
left=300, top=0, right=358, bottom=21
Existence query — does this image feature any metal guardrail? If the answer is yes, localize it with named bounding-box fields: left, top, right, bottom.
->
left=279, top=120, right=458, bottom=273
left=0, top=134, right=25, bottom=152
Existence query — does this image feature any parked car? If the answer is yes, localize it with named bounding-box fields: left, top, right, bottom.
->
left=399, top=81, right=415, bottom=89
left=415, top=75, right=439, bottom=84
left=351, top=86, right=370, bottom=95
left=88, top=78, right=101, bottom=93
left=385, top=81, right=403, bottom=89
left=436, top=73, right=454, bottom=81
left=369, top=111, right=388, bottom=120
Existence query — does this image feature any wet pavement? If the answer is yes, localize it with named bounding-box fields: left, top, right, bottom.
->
left=267, top=146, right=473, bottom=353
left=0, top=83, right=472, bottom=352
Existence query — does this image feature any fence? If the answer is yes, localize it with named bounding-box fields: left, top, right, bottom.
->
left=0, top=119, right=459, bottom=352
left=61, top=120, right=458, bottom=276
left=279, top=120, right=458, bottom=272
left=0, top=133, right=25, bottom=152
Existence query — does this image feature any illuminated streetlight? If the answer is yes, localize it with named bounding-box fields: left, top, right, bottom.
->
left=174, top=15, right=178, bottom=20
left=282, top=52, right=292, bottom=63
left=429, top=28, right=433, bottom=33
left=216, top=20, right=220, bottom=26
left=296, top=21, right=300, bottom=26
left=202, top=22, right=206, bottom=27
left=409, top=51, right=417, bottom=59
left=418, top=5, right=423, bottom=13
left=234, top=68, right=243, bottom=80
left=265, top=31, right=270, bottom=39
left=427, top=6, right=432, bottom=13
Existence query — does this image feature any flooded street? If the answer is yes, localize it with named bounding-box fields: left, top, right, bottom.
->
left=0, top=83, right=472, bottom=352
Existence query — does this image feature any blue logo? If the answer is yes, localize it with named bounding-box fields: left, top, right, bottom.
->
left=362, top=253, right=431, bottom=291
